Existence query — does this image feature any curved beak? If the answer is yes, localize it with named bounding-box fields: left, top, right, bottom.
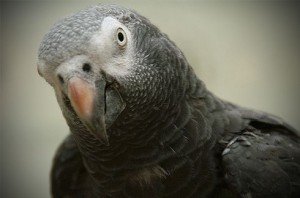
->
left=67, top=77, right=109, bottom=145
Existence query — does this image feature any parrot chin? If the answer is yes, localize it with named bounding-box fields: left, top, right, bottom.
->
left=62, top=75, right=125, bottom=146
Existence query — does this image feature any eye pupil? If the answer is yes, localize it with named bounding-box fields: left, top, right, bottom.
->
left=82, top=63, right=91, bottom=72
left=118, top=32, right=124, bottom=42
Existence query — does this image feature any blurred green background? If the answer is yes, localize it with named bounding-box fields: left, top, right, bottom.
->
left=1, top=1, right=300, bottom=197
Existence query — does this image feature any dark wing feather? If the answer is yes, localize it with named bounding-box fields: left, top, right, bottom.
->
left=240, top=107, right=300, bottom=136
left=221, top=111, right=300, bottom=198
left=51, top=134, right=94, bottom=198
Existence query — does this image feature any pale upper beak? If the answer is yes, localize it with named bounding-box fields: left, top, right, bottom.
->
left=67, top=77, right=109, bottom=145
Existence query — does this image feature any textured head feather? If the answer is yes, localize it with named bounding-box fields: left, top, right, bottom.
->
left=38, top=4, right=147, bottom=66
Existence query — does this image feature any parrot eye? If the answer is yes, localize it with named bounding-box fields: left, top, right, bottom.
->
left=117, top=28, right=127, bottom=47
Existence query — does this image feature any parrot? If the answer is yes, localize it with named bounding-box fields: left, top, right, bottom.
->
left=37, top=4, right=300, bottom=198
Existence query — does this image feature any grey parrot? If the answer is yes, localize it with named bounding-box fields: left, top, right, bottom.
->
left=37, top=4, right=300, bottom=198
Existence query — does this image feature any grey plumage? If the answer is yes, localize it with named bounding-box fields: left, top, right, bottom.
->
left=38, top=4, right=300, bottom=198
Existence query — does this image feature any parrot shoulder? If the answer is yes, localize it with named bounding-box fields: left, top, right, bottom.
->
left=218, top=114, right=300, bottom=198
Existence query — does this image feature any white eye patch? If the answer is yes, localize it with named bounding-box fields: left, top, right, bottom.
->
left=87, top=17, right=134, bottom=80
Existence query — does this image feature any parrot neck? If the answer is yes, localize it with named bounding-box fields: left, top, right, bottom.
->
left=68, top=68, right=236, bottom=196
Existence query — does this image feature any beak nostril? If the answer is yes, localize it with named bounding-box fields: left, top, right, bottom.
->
left=82, top=63, right=91, bottom=73
left=58, top=74, right=64, bottom=84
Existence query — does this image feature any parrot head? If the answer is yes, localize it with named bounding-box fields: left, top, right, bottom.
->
left=37, top=5, right=188, bottom=146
